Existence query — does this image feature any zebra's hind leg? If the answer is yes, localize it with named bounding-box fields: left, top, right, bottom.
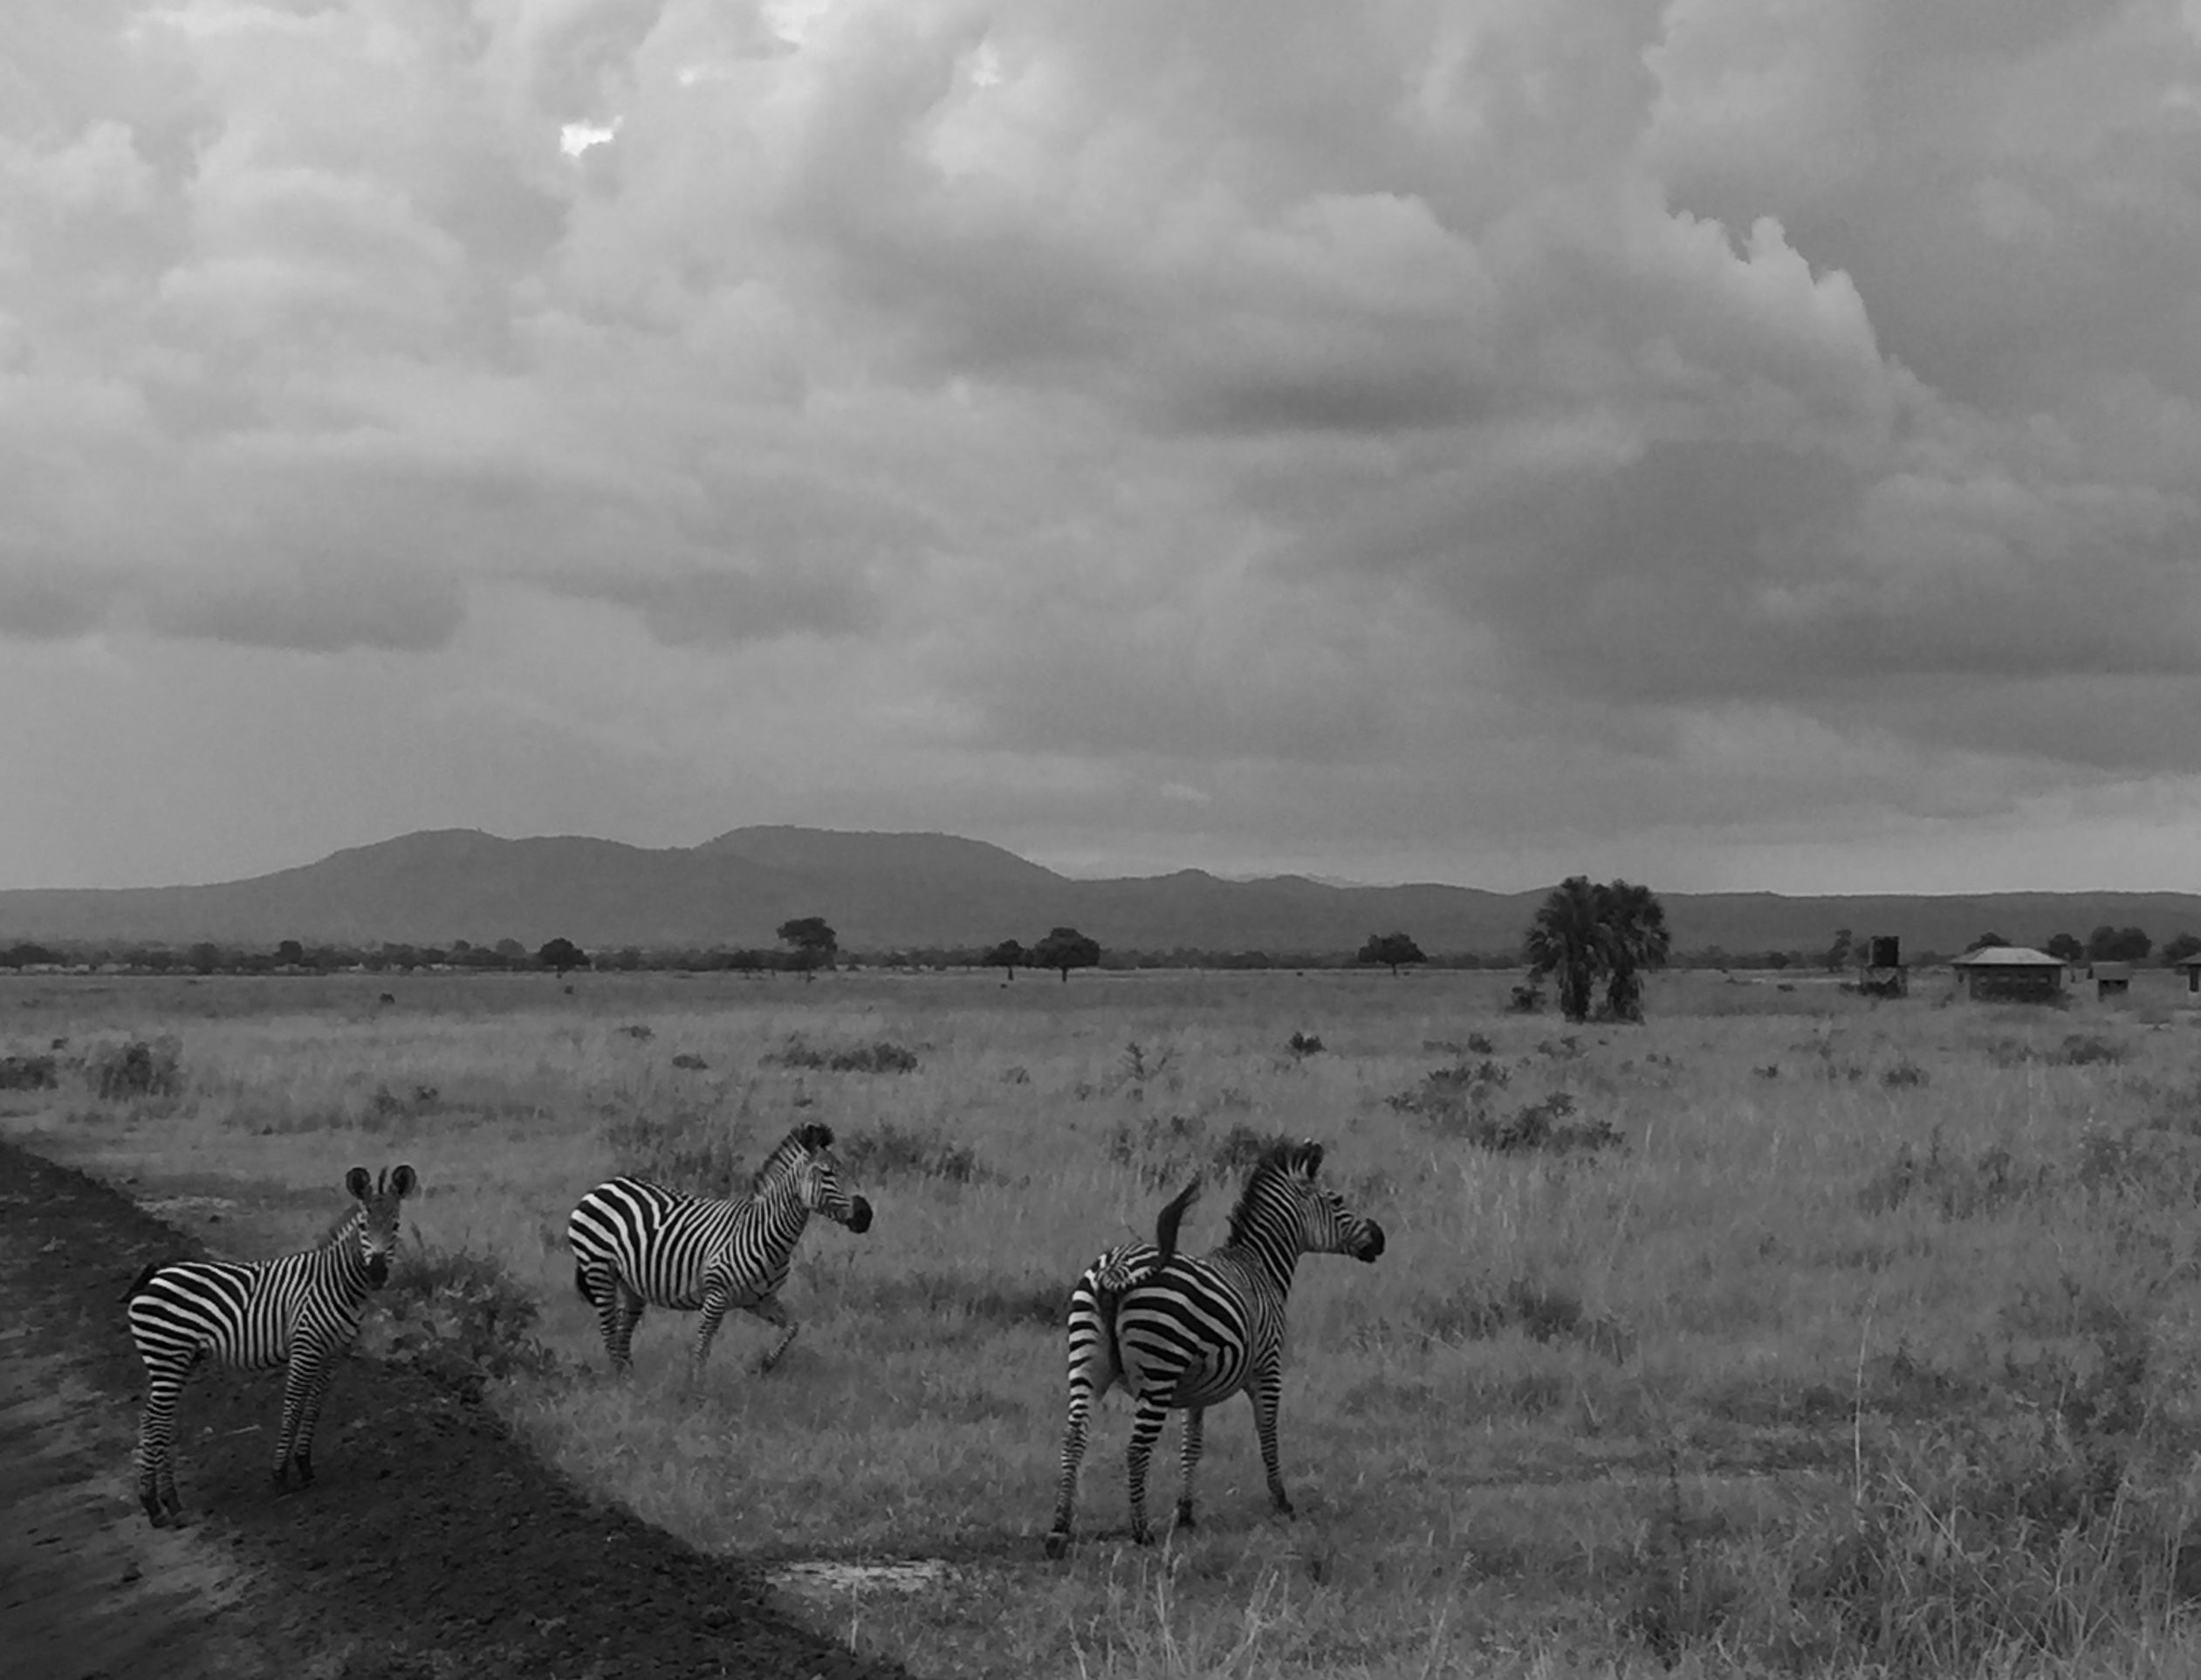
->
left=1125, top=1395, right=1171, bottom=1545
left=608, top=1279, right=646, bottom=1372
left=1249, top=1368, right=1293, bottom=1519
left=1175, top=1406, right=1205, bottom=1532
left=136, top=1374, right=185, bottom=1525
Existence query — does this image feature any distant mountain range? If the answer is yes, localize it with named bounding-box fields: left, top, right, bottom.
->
left=4, top=826, right=2201, bottom=959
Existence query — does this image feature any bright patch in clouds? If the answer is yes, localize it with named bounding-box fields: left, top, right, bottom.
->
left=6, top=0, right=2201, bottom=895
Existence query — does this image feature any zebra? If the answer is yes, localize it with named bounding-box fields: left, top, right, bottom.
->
left=125, top=1162, right=418, bottom=1526
left=1044, top=1140, right=1384, bottom=1557
left=567, top=1121, right=874, bottom=1381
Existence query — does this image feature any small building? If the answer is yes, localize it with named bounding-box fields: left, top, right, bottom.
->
left=2181, top=956, right=2201, bottom=995
left=1951, top=946, right=2066, bottom=1004
left=2091, top=961, right=2133, bottom=1001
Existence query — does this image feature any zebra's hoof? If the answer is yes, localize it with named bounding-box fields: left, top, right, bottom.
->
left=1175, top=1502, right=1196, bottom=1529
left=294, top=1457, right=314, bottom=1487
left=1042, top=1532, right=1070, bottom=1560
left=271, top=1465, right=289, bottom=1491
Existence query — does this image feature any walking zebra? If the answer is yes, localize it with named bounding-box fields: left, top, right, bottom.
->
left=1045, top=1140, right=1384, bottom=1557
left=126, top=1163, right=418, bottom=1526
left=567, top=1121, right=874, bottom=1380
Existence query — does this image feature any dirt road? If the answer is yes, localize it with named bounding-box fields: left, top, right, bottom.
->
left=0, top=1140, right=914, bottom=1680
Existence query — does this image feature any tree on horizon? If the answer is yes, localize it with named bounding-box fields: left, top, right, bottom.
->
left=1522, top=877, right=1670, bottom=1024
left=1355, top=931, right=1426, bottom=977
left=1031, top=926, right=1100, bottom=984
left=778, top=916, right=839, bottom=977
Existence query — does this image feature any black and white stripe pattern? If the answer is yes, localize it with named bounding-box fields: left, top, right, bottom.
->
left=1045, top=1141, right=1384, bottom=1556
left=568, top=1121, right=874, bottom=1379
left=126, top=1163, right=418, bottom=1526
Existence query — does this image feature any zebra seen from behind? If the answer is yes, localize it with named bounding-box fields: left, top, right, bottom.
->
left=1045, top=1140, right=1384, bottom=1557
left=126, top=1162, right=418, bottom=1526
left=568, top=1121, right=874, bottom=1382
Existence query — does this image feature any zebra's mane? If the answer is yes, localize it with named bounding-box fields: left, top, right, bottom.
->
left=1224, top=1139, right=1324, bottom=1248
left=315, top=1205, right=365, bottom=1250
left=749, top=1121, right=835, bottom=1194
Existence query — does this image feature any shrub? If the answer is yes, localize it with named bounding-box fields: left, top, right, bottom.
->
left=767, top=1035, right=920, bottom=1073
left=381, top=1240, right=556, bottom=1394
left=1505, top=983, right=1544, bottom=1014
left=600, top=1107, right=749, bottom=1194
left=0, top=1053, right=58, bottom=1090
left=839, top=1121, right=990, bottom=1184
left=1857, top=1133, right=2043, bottom=1219
left=669, top=1053, right=709, bottom=1071
left=1286, top=1031, right=1324, bottom=1057
left=87, top=1037, right=183, bottom=1101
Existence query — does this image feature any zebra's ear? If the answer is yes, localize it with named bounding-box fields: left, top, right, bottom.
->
left=388, top=1164, right=418, bottom=1198
left=1295, top=1140, right=1325, bottom=1176
left=799, top=1121, right=834, bottom=1151
left=345, top=1167, right=373, bottom=1200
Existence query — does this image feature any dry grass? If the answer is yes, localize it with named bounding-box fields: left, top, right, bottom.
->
left=9, top=965, right=2201, bottom=1677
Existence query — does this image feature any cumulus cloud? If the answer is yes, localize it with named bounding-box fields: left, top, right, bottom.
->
left=5, top=0, right=2201, bottom=890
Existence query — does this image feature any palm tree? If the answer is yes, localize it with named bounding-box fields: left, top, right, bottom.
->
left=1597, top=879, right=1670, bottom=1022
left=1524, top=876, right=1605, bottom=1023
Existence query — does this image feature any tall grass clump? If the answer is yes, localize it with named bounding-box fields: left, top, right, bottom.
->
left=87, top=1035, right=184, bottom=1101
left=599, top=1103, right=751, bottom=1194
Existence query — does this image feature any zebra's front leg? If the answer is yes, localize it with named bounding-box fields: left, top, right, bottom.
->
left=1249, top=1367, right=1293, bottom=1519
left=688, top=1287, right=734, bottom=1389
left=1126, top=1396, right=1171, bottom=1545
left=289, top=1355, right=344, bottom=1486
left=747, top=1296, right=798, bottom=1374
left=271, top=1347, right=323, bottom=1490
left=1175, top=1406, right=1205, bottom=1532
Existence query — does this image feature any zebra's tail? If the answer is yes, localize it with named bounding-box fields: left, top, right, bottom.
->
left=1151, top=1178, right=1201, bottom=1259
left=573, top=1263, right=599, bottom=1306
left=121, top=1261, right=163, bottom=1303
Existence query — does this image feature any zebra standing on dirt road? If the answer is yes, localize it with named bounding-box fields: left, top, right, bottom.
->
left=568, top=1121, right=874, bottom=1380
left=1044, top=1140, right=1385, bottom=1557
left=126, top=1163, right=419, bottom=1526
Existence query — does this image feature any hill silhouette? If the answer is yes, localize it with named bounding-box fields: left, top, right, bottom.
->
left=3, top=827, right=2200, bottom=960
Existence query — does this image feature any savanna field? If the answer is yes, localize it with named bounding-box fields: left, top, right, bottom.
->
left=9, top=966, right=2201, bottom=1679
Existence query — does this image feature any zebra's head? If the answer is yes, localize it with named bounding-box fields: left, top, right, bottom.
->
left=341, top=1163, right=418, bottom=1287
left=790, top=1122, right=873, bottom=1234
left=1232, top=1141, right=1384, bottom=1265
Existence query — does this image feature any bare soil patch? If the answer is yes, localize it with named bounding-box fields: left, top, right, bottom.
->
left=0, top=1139, right=915, bottom=1680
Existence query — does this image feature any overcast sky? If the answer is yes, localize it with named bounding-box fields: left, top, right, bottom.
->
left=5, top=1, right=2201, bottom=895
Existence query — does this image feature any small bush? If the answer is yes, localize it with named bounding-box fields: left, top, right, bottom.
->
left=1505, top=983, right=1544, bottom=1014
left=1286, top=1031, right=1324, bottom=1057
left=1210, top=1122, right=1278, bottom=1173
left=88, top=1037, right=183, bottom=1101
left=1880, top=1057, right=1930, bottom=1089
left=617, top=1024, right=655, bottom=1041
left=0, top=1053, right=58, bottom=1090
left=670, top=1053, right=710, bottom=1071
left=382, top=1240, right=556, bottom=1393
left=839, top=1121, right=990, bottom=1183
left=767, top=1035, right=919, bottom=1073
left=1410, top=1274, right=1634, bottom=1360
left=600, top=1107, right=748, bottom=1193
left=1858, top=1133, right=2044, bottom=1219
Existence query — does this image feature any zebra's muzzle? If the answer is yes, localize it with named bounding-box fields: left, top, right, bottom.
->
left=1354, top=1223, right=1386, bottom=1263
left=844, top=1196, right=874, bottom=1234
left=366, top=1253, right=390, bottom=1288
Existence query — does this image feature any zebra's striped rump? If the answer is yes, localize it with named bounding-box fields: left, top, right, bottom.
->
left=568, top=1121, right=874, bottom=1377
left=1046, top=1139, right=1383, bottom=1557
left=128, top=1162, right=417, bottom=1526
